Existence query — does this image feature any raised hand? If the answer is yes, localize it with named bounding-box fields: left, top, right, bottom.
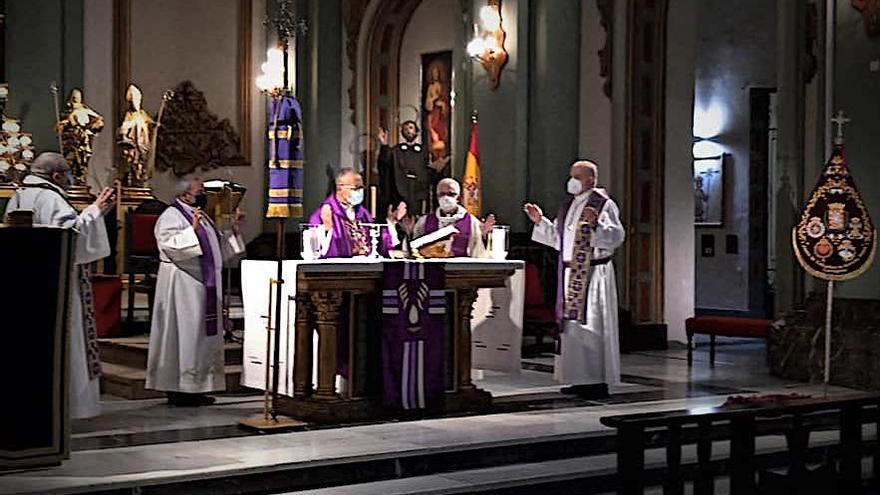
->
left=232, top=208, right=245, bottom=235
left=481, top=213, right=496, bottom=236
left=387, top=201, right=407, bottom=224
left=192, top=208, right=204, bottom=230
left=522, top=203, right=543, bottom=224
left=377, top=126, right=388, bottom=146
left=93, top=187, right=116, bottom=215
left=583, top=206, right=599, bottom=226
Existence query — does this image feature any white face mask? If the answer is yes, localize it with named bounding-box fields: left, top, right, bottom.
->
left=438, top=195, right=458, bottom=212
left=348, top=189, right=364, bottom=206
left=566, top=177, right=584, bottom=196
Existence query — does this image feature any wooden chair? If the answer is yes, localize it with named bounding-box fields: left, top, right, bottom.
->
left=124, top=200, right=166, bottom=332
left=523, top=262, right=557, bottom=355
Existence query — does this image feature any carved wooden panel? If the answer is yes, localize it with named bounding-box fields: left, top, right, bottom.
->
left=156, top=81, right=248, bottom=176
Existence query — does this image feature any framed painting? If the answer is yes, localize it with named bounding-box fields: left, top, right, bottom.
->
left=421, top=50, right=453, bottom=173
left=694, top=154, right=724, bottom=226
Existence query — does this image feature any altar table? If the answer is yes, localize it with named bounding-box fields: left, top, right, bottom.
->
left=241, top=258, right=522, bottom=423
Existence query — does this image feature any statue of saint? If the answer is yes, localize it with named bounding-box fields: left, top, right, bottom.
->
left=57, top=88, right=104, bottom=187
left=117, top=84, right=154, bottom=187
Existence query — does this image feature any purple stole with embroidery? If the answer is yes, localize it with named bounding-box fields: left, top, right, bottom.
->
left=171, top=201, right=220, bottom=336
left=423, top=211, right=472, bottom=257
left=381, top=262, right=446, bottom=410
left=554, top=191, right=608, bottom=323
left=308, top=195, right=396, bottom=258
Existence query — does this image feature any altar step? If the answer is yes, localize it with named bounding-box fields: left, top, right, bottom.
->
left=98, top=336, right=247, bottom=399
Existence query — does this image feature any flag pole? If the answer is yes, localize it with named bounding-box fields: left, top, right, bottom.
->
left=823, top=280, right=834, bottom=398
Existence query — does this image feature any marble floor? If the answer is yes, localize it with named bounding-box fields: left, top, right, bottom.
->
left=1, top=338, right=859, bottom=494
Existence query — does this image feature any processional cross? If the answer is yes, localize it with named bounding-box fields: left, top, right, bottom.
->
left=831, top=110, right=851, bottom=144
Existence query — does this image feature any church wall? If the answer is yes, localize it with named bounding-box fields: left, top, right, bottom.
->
left=525, top=0, right=582, bottom=225
left=122, top=0, right=267, bottom=242
left=692, top=0, right=777, bottom=312
left=462, top=0, right=528, bottom=231
left=664, top=0, right=697, bottom=343
left=834, top=2, right=880, bottom=299
left=5, top=0, right=83, bottom=157
left=83, top=0, right=113, bottom=197
left=579, top=0, right=612, bottom=188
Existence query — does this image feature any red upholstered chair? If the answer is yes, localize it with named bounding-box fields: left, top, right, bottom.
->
left=125, top=200, right=167, bottom=332
left=523, top=263, right=557, bottom=355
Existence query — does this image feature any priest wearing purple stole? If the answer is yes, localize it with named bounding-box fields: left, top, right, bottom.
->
left=146, top=177, right=246, bottom=406
left=412, top=178, right=495, bottom=257
left=524, top=161, right=625, bottom=399
left=310, top=168, right=405, bottom=258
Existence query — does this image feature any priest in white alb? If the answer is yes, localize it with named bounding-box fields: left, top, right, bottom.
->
left=412, top=177, right=494, bottom=257
left=523, top=160, right=625, bottom=398
left=4, top=152, right=114, bottom=418
left=146, top=177, right=245, bottom=406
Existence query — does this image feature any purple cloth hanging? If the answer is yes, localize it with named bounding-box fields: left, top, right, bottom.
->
left=381, top=261, right=446, bottom=411
left=171, top=201, right=219, bottom=336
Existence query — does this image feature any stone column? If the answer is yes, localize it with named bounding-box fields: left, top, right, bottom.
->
left=773, top=0, right=807, bottom=313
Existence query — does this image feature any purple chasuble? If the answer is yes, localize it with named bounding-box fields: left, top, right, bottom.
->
left=554, top=191, right=609, bottom=322
left=382, top=262, right=446, bottom=410
left=171, top=201, right=220, bottom=336
left=423, top=212, right=472, bottom=257
left=308, top=194, right=394, bottom=258
left=306, top=195, right=396, bottom=378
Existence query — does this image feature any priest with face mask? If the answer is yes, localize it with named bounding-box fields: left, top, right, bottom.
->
left=5, top=152, right=114, bottom=418
left=146, top=177, right=245, bottom=406
left=523, top=160, right=625, bottom=399
left=309, top=167, right=406, bottom=258
left=412, top=178, right=494, bottom=257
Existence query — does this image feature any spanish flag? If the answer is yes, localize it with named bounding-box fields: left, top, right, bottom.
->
left=462, top=117, right=481, bottom=217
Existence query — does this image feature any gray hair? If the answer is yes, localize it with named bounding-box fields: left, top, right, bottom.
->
left=571, top=160, right=598, bottom=181
left=334, top=167, right=360, bottom=186
left=436, top=177, right=461, bottom=195
left=30, top=152, right=70, bottom=176
left=175, top=176, right=202, bottom=197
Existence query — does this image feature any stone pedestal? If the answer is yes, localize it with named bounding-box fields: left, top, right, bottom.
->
left=768, top=295, right=880, bottom=390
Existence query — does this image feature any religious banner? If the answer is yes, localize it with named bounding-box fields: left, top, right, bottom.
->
left=421, top=51, right=452, bottom=169
left=266, top=95, right=304, bottom=218
left=382, top=262, right=446, bottom=411
left=462, top=117, right=481, bottom=217
left=792, top=143, right=876, bottom=281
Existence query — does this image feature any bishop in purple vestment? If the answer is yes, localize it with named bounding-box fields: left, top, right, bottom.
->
left=309, top=168, right=405, bottom=258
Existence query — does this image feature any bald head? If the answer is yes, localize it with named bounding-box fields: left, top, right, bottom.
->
left=30, top=152, right=72, bottom=190
left=569, top=160, right=598, bottom=193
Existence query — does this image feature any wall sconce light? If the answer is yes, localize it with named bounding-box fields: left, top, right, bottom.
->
left=466, top=0, right=508, bottom=90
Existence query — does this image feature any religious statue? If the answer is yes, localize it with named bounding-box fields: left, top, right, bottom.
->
left=57, top=88, right=104, bottom=189
left=117, top=84, right=155, bottom=188
left=377, top=121, right=433, bottom=215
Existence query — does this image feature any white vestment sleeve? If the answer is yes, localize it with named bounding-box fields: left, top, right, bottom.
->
left=469, top=214, right=489, bottom=258
left=71, top=204, right=111, bottom=265
left=155, top=209, right=202, bottom=262
left=222, top=231, right=247, bottom=261
left=591, top=200, right=625, bottom=250
left=314, top=225, right=333, bottom=256
left=531, top=216, right=560, bottom=251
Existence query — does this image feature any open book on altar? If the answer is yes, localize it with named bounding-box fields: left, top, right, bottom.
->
left=410, top=225, right=459, bottom=250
